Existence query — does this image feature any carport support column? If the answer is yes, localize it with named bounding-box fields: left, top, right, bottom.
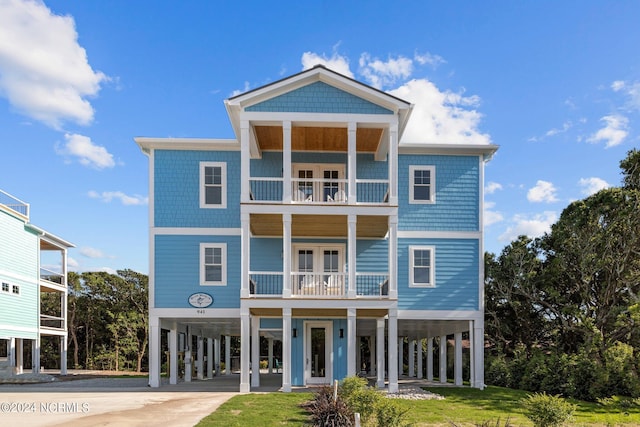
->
left=427, top=337, right=434, bottom=381
left=268, top=338, right=274, bottom=374
left=376, top=318, right=385, bottom=388
left=472, top=319, right=485, bottom=389
left=251, top=315, right=260, bottom=388
left=225, top=335, right=231, bottom=375
left=397, top=337, right=403, bottom=377
left=214, top=337, right=220, bottom=376
left=409, top=340, right=415, bottom=377
left=31, top=338, right=40, bottom=373
left=169, top=327, right=178, bottom=384
left=347, top=308, right=356, bottom=377
left=369, top=336, right=376, bottom=376
left=207, top=338, right=213, bottom=379
left=197, top=336, right=204, bottom=380
left=240, top=307, right=250, bottom=392
left=149, top=317, right=161, bottom=387
left=282, top=308, right=292, bottom=392
left=185, top=328, right=192, bottom=382
left=60, top=336, right=67, bottom=375
left=16, top=338, right=23, bottom=374
left=388, top=309, right=398, bottom=393
left=417, top=338, right=423, bottom=379
left=454, top=332, right=463, bottom=386
left=439, top=335, right=447, bottom=384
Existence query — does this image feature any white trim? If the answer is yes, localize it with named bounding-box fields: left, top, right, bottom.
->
left=409, top=165, right=435, bottom=204
left=0, top=268, right=39, bottom=286
left=241, top=111, right=398, bottom=126
left=148, top=149, right=155, bottom=309
left=478, top=155, right=486, bottom=313
left=399, top=144, right=498, bottom=159
left=136, top=137, right=239, bottom=151
left=150, top=308, right=241, bottom=318
left=397, top=309, right=483, bottom=321
left=152, top=227, right=241, bottom=236
left=200, top=243, right=227, bottom=286
left=199, top=161, right=227, bottom=209
left=292, top=243, right=346, bottom=274
left=241, top=298, right=396, bottom=310
left=409, top=246, right=435, bottom=288
left=398, top=230, right=481, bottom=239
left=0, top=324, right=39, bottom=334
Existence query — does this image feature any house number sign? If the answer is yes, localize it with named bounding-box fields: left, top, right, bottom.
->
left=188, top=292, right=213, bottom=308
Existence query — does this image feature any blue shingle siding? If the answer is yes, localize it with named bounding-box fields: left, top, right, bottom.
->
left=246, top=82, right=393, bottom=115
left=154, top=234, right=241, bottom=308
left=397, top=238, right=479, bottom=311
left=398, top=154, right=480, bottom=231
left=356, top=239, right=389, bottom=272
left=154, top=150, right=240, bottom=228
left=250, top=238, right=283, bottom=271
left=356, top=154, right=387, bottom=179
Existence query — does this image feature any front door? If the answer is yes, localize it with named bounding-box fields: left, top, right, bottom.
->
left=305, top=321, right=333, bottom=385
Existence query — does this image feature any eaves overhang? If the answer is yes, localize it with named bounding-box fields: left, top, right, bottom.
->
left=399, top=143, right=499, bottom=162
left=135, top=137, right=239, bottom=154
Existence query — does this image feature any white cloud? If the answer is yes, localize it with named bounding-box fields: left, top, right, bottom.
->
left=499, top=211, right=557, bottom=242
left=578, top=177, right=610, bottom=196
left=88, top=190, right=148, bottom=206
left=414, top=51, right=445, bottom=68
left=545, top=120, right=573, bottom=137
left=587, top=114, right=629, bottom=148
left=390, top=79, right=490, bottom=144
left=56, top=133, right=115, bottom=169
left=484, top=201, right=504, bottom=226
left=612, top=80, right=640, bottom=110
left=358, top=53, right=413, bottom=89
left=301, top=51, right=353, bottom=78
left=0, top=0, right=107, bottom=128
left=67, top=257, right=79, bottom=269
left=527, top=180, right=558, bottom=203
left=485, top=182, right=503, bottom=194
left=80, top=246, right=112, bottom=259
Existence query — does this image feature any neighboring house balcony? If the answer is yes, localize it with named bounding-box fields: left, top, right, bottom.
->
left=39, top=237, right=70, bottom=336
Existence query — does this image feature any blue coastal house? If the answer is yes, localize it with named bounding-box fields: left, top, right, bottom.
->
left=0, top=190, right=74, bottom=376
left=137, top=65, right=497, bottom=392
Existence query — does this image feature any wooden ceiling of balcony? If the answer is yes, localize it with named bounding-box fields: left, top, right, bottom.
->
left=253, top=126, right=383, bottom=152
left=250, top=214, right=388, bottom=238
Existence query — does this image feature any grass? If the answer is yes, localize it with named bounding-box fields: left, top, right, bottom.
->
left=196, top=386, right=640, bottom=426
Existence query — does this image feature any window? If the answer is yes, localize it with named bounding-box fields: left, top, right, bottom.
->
left=409, top=166, right=435, bottom=204
left=1, top=282, right=9, bottom=293
left=409, top=246, right=435, bottom=287
left=11, top=284, right=20, bottom=295
left=200, top=243, right=227, bottom=286
left=200, top=162, right=227, bottom=208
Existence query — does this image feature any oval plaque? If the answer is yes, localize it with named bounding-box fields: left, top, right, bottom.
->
left=188, top=292, right=213, bottom=308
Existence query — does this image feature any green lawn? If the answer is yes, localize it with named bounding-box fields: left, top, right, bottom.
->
left=196, top=386, right=640, bottom=426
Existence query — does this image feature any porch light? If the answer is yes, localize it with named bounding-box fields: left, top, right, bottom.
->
left=292, top=328, right=297, bottom=338
left=339, top=328, right=344, bottom=338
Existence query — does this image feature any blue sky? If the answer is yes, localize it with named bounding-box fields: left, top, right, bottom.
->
left=1, top=0, right=638, bottom=274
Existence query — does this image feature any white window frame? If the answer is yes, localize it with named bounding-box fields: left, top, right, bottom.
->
left=291, top=243, right=345, bottom=273
left=11, top=284, right=20, bottom=295
left=200, top=162, right=227, bottom=209
left=409, top=245, right=435, bottom=288
left=200, top=243, right=227, bottom=286
left=292, top=163, right=346, bottom=203
left=409, top=165, right=435, bottom=204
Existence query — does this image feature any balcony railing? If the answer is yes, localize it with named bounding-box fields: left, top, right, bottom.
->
left=0, top=189, right=29, bottom=218
left=40, top=268, right=64, bottom=286
left=248, top=271, right=389, bottom=298
left=248, top=177, right=389, bottom=204
left=40, top=314, right=64, bottom=330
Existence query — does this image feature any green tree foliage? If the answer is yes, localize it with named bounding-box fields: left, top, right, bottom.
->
left=41, top=269, right=149, bottom=372
left=485, top=148, right=640, bottom=399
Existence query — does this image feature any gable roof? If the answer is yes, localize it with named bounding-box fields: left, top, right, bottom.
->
left=224, top=65, right=413, bottom=140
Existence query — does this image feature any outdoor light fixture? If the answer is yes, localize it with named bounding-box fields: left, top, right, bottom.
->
left=292, top=328, right=297, bottom=338
left=339, top=328, right=344, bottom=338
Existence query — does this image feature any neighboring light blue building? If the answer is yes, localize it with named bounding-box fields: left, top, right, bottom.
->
left=0, top=189, right=74, bottom=376
left=137, top=65, right=498, bottom=392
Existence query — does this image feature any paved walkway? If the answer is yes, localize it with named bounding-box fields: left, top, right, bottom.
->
left=0, top=373, right=247, bottom=427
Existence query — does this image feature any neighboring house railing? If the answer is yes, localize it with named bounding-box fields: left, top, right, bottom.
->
left=248, top=271, right=389, bottom=298
left=0, top=189, right=30, bottom=218
left=40, top=314, right=65, bottom=330
left=247, top=177, right=389, bottom=204
left=40, top=268, right=64, bottom=285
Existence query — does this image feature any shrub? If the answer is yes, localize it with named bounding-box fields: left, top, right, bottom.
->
left=374, top=398, right=411, bottom=427
left=339, top=376, right=382, bottom=425
left=308, top=385, right=353, bottom=427
left=522, top=392, right=576, bottom=427
left=485, top=354, right=512, bottom=388
left=603, top=342, right=640, bottom=398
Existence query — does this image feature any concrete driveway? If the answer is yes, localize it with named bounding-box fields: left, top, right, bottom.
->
left=0, top=374, right=246, bottom=427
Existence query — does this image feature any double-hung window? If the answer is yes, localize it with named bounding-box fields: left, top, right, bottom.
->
left=409, top=246, right=435, bottom=287
left=200, top=243, right=227, bottom=286
left=409, top=165, right=435, bottom=204
left=200, top=162, right=226, bottom=208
